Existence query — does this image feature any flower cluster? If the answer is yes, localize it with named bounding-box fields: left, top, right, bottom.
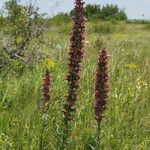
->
left=94, top=49, right=109, bottom=122
left=64, top=0, right=85, bottom=122
left=41, top=69, right=51, bottom=112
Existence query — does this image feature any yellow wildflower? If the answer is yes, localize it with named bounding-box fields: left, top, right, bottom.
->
left=16, top=36, right=23, bottom=44
left=43, top=58, right=56, bottom=70
left=125, top=63, right=137, bottom=69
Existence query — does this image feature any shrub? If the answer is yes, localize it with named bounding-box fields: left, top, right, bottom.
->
left=0, top=0, right=46, bottom=68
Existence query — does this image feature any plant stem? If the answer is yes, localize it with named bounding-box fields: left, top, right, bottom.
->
left=96, top=121, right=101, bottom=150
left=39, top=113, right=46, bottom=150
left=61, top=119, right=69, bottom=150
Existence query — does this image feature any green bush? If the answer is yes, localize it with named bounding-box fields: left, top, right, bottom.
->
left=0, top=0, right=46, bottom=69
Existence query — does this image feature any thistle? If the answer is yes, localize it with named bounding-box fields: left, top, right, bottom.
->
left=94, top=49, right=109, bottom=149
left=62, top=0, right=85, bottom=148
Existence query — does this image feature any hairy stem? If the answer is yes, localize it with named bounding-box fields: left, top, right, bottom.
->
left=39, top=114, right=47, bottom=150
left=96, top=121, right=101, bottom=150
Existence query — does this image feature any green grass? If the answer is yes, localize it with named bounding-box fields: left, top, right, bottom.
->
left=0, top=22, right=150, bottom=149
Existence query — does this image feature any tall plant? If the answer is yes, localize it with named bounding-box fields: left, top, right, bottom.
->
left=39, top=69, right=51, bottom=149
left=62, top=0, right=85, bottom=148
left=94, top=49, right=109, bottom=149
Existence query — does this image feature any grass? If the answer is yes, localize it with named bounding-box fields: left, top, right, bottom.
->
left=0, top=22, right=150, bottom=149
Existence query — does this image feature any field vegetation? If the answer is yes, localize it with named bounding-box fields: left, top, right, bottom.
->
left=0, top=0, right=150, bottom=149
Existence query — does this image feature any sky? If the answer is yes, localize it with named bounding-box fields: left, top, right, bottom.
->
left=0, top=0, right=150, bottom=20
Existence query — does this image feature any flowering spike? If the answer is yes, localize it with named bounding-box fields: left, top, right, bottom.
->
left=94, top=49, right=109, bottom=122
left=41, top=69, right=51, bottom=112
left=64, top=0, right=85, bottom=122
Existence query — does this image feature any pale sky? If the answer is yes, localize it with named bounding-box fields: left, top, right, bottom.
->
left=0, top=0, right=150, bottom=19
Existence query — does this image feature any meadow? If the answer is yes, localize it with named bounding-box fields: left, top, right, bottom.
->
left=0, top=21, right=150, bottom=149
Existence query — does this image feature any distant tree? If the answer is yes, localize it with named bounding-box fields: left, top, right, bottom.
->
left=70, top=4, right=101, bottom=20
left=85, top=4, right=101, bottom=20
left=69, top=4, right=127, bottom=21
left=101, top=4, right=127, bottom=21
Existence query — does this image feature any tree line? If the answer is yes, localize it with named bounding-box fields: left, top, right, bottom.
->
left=52, top=4, right=127, bottom=22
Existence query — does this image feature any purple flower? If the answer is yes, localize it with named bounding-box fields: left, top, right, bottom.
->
left=94, top=49, right=109, bottom=122
left=41, top=69, right=51, bottom=112
left=64, top=0, right=85, bottom=122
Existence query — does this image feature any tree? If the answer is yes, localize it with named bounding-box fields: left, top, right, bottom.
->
left=0, top=0, right=47, bottom=67
left=101, top=4, right=127, bottom=21
left=69, top=4, right=127, bottom=21
left=85, top=4, right=101, bottom=20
